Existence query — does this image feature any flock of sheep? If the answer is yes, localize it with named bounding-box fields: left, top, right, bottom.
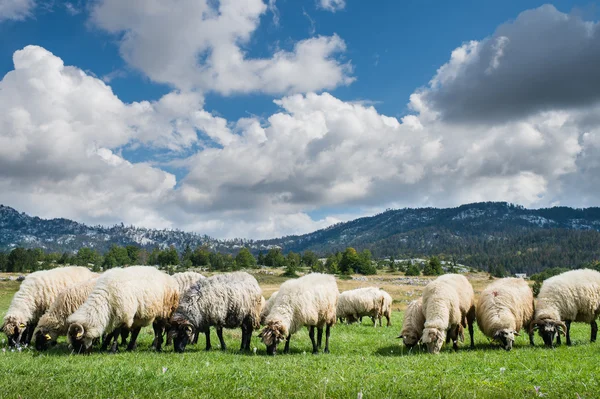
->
left=2, top=266, right=600, bottom=355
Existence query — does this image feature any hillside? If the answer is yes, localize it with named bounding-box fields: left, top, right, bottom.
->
left=2, top=202, right=600, bottom=274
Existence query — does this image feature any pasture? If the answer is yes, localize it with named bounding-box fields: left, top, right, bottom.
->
left=0, top=273, right=598, bottom=399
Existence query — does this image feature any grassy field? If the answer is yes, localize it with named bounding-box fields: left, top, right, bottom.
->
left=1, top=273, right=599, bottom=399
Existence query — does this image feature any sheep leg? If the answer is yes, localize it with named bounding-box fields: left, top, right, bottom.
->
left=371, top=317, right=376, bottom=327
left=309, top=326, right=318, bottom=354
left=556, top=332, right=562, bottom=346
left=565, top=320, right=572, bottom=346
left=468, top=320, right=475, bottom=349
left=204, top=329, right=212, bottom=351
left=317, top=327, right=323, bottom=348
left=386, top=312, right=391, bottom=327
left=120, top=328, right=129, bottom=347
left=25, top=325, right=34, bottom=345
left=126, top=326, right=141, bottom=351
left=240, top=322, right=250, bottom=352
left=192, top=331, right=199, bottom=345
left=378, top=315, right=382, bottom=327
left=216, top=327, right=226, bottom=351
left=283, top=334, right=291, bottom=354
left=109, top=328, right=121, bottom=353
left=324, top=324, right=331, bottom=354
left=152, top=322, right=164, bottom=352
left=591, top=321, right=598, bottom=342
left=529, top=327, right=535, bottom=346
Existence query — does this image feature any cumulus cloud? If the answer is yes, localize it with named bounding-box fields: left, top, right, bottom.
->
left=89, top=0, right=354, bottom=95
left=0, top=0, right=35, bottom=21
left=319, top=0, right=345, bottom=12
left=415, top=5, right=600, bottom=123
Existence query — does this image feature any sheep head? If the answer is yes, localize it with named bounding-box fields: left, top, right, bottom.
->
left=2, top=316, right=27, bottom=347
left=34, top=327, right=58, bottom=351
left=169, top=314, right=195, bottom=354
left=67, top=323, right=92, bottom=354
left=529, top=319, right=566, bottom=347
left=259, top=321, right=288, bottom=356
left=421, top=327, right=445, bottom=354
left=493, top=328, right=520, bottom=351
left=398, top=332, right=420, bottom=349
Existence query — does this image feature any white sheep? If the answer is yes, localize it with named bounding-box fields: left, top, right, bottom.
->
left=260, top=291, right=279, bottom=325
left=172, top=271, right=205, bottom=295
left=420, top=274, right=475, bottom=354
left=66, top=266, right=179, bottom=353
left=336, top=287, right=389, bottom=327
left=530, top=268, right=600, bottom=347
left=33, top=277, right=99, bottom=351
left=169, top=272, right=263, bottom=353
left=2, top=266, right=96, bottom=346
left=476, top=277, right=535, bottom=351
left=260, top=273, right=338, bottom=355
left=398, top=298, right=425, bottom=349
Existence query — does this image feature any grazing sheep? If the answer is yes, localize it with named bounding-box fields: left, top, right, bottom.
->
left=530, top=269, right=600, bottom=347
left=398, top=298, right=425, bottom=349
left=66, top=266, right=179, bottom=354
left=336, top=287, right=389, bottom=327
left=260, top=273, right=338, bottom=355
left=420, top=274, right=475, bottom=354
left=33, top=277, right=99, bottom=351
left=476, top=278, right=535, bottom=351
left=169, top=272, right=262, bottom=353
left=260, top=291, right=278, bottom=325
left=2, top=266, right=96, bottom=347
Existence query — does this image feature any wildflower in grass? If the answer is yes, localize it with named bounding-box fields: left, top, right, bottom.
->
left=253, top=347, right=257, bottom=354
left=357, top=392, right=363, bottom=399
left=500, top=367, right=506, bottom=373
left=162, top=367, right=168, bottom=374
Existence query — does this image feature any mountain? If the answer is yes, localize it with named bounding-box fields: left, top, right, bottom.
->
left=2, top=202, right=600, bottom=274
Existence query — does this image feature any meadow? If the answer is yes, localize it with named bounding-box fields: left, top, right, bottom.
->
left=0, top=273, right=598, bottom=399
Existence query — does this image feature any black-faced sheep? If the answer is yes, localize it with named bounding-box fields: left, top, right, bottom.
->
left=530, top=269, right=600, bottom=347
left=398, top=298, right=425, bottom=349
left=260, top=273, right=338, bottom=355
left=169, top=272, right=262, bottom=353
left=2, top=266, right=96, bottom=347
left=476, top=277, right=535, bottom=351
left=421, top=274, right=475, bottom=354
left=66, top=266, right=179, bottom=354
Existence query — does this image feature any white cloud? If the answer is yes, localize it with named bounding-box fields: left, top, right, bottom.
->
left=0, top=0, right=35, bottom=21
left=318, top=0, right=345, bottom=12
left=90, top=0, right=354, bottom=95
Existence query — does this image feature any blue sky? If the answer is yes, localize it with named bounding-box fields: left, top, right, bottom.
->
left=1, top=1, right=600, bottom=238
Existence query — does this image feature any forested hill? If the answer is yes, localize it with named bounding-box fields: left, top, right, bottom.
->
left=259, top=202, right=600, bottom=274
left=2, top=202, right=600, bottom=275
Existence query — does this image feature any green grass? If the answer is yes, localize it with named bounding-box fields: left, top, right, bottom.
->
left=1, top=282, right=599, bottom=398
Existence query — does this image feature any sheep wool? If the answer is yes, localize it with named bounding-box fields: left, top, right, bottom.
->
left=531, top=269, right=600, bottom=347
left=399, top=298, right=425, bottom=348
left=170, top=272, right=262, bottom=353
left=172, top=271, right=205, bottom=295
left=67, top=266, right=179, bottom=353
left=2, top=266, right=96, bottom=346
left=421, top=274, right=475, bottom=354
left=33, top=277, right=99, bottom=350
left=476, top=278, right=534, bottom=351
left=260, top=291, right=279, bottom=325
left=260, top=273, right=338, bottom=355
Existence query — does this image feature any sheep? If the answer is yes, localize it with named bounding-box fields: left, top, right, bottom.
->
left=66, top=266, right=179, bottom=354
left=336, top=287, right=389, bottom=327
left=420, top=274, right=475, bottom=354
left=529, top=269, right=600, bottom=347
left=169, top=272, right=262, bottom=353
left=381, top=289, right=393, bottom=327
left=476, top=277, right=535, bottom=351
left=260, top=291, right=278, bottom=325
left=33, top=277, right=99, bottom=351
left=398, top=298, right=425, bottom=349
left=260, top=273, right=338, bottom=355
left=2, top=266, right=96, bottom=347
left=161, top=271, right=205, bottom=347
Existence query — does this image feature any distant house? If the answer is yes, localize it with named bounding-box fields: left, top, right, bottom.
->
left=515, top=273, right=527, bottom=279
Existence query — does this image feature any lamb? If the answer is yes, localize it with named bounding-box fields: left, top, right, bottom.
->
left=260, top=291, right=278, bottom=325
left=33, top=277, right=99, bottom=351
left=336, top=287, right=390, bottom=327
left=420, top=274, right=475, bottom=354
left=476, top=277, right=535, bottom=351
left=529, top=269, right=600, bottom=347
left=169, top=272, right=262, bottom=353
left=2, top=266, right=96, bottom=347
left=260, top=273, right=338, bottom=355
left=398, top=298, right=425, bottom=349
left=66, top=266, right=179, bottom=354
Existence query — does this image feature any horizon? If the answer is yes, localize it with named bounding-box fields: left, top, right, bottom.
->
left=2, top=1, right=600, bottom=239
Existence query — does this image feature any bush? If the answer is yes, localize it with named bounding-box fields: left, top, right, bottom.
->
left=405, top=264, right=421, bottom=276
